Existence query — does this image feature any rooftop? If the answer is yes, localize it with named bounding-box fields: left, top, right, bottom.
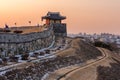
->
left=42, top=12, right=66, bottom=20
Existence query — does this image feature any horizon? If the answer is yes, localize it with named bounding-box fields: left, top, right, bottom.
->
left=0, top=0, right=120, bottom=34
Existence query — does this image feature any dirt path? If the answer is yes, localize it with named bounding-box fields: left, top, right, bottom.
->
left=61, top=48, right=112, bottom=80
left=44, top=48, right=111, bottom=80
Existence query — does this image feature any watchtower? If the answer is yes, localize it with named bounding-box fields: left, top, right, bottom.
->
left=42, top=12, right=67, bottom=37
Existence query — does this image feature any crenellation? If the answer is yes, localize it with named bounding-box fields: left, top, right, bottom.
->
left=0, top=27, right=54, bottom=57
left=0, top=27, right=53, bottom=43
left=0, top=12, right=67, bottom=57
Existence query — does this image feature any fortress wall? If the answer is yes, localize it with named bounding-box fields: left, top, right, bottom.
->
left=52, top=23, right=67, bottom=37
left=0, top=27, right=55, bottom=57
left=0, top=28, right=53, bottom=43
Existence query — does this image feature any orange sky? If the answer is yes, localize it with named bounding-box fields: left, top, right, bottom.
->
left=0, top=0, right=120, bottom=34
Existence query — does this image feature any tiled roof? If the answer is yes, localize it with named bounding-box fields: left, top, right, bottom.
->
left=42, top=12, right=66, bottom=20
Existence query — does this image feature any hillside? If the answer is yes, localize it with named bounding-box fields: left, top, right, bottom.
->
left=60, top=49, right=120, bottom=80
left=57, top=38, right=102, bottom=61
left=0, top=37, right=103, bottom=80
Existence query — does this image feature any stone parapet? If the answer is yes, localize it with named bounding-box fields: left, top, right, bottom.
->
left=0, top=27, right=55, bottom=57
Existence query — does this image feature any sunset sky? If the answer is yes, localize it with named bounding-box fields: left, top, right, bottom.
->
left=0, top=0, right=120, bottom=34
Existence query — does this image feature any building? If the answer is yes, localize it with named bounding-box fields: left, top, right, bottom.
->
left=42, top=12, right=67, bottom=37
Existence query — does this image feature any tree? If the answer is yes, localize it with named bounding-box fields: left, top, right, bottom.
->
left=9, top=55, right=19, bottom=62
left=45, top=49, right=50, bottom=54
left=2, top=58, right=8, bottom=65
left=94, top=41, right=112, bottom=51
left=21, top=54, right=29, bottom=60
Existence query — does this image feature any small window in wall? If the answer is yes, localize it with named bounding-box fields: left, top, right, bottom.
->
left=56, top=20, right=61, bottom=23
left=50, top=20, right=54, bottom=23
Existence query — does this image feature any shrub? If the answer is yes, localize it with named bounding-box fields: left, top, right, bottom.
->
left=94, top=41, right=112, bottom=51
left=21, top=54, right=29, bottom=60
left=13, top=30, right=23, bottom=34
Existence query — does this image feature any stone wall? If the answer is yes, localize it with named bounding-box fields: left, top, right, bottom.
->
left=0, top=27, right=55, bottom=57
left=52, top=23, right=67, bottom=37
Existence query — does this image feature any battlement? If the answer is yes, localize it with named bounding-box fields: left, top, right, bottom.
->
left=52, top=23, right=67, bottom=37
left=42, top=12, right=67, bottom=37
left=0, top=27, right=53, bottom=43
left=0, top=26, right=43, bottom=34
left=0, top=12, right=67, bottom=57
left=0, top=27, right=54, bottom=57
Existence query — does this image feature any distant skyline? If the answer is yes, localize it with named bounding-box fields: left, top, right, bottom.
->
left=0, top=0, right=120, bottom=34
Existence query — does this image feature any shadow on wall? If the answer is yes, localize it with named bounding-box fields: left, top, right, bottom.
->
left=96, top=58, right=120, bottom=80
